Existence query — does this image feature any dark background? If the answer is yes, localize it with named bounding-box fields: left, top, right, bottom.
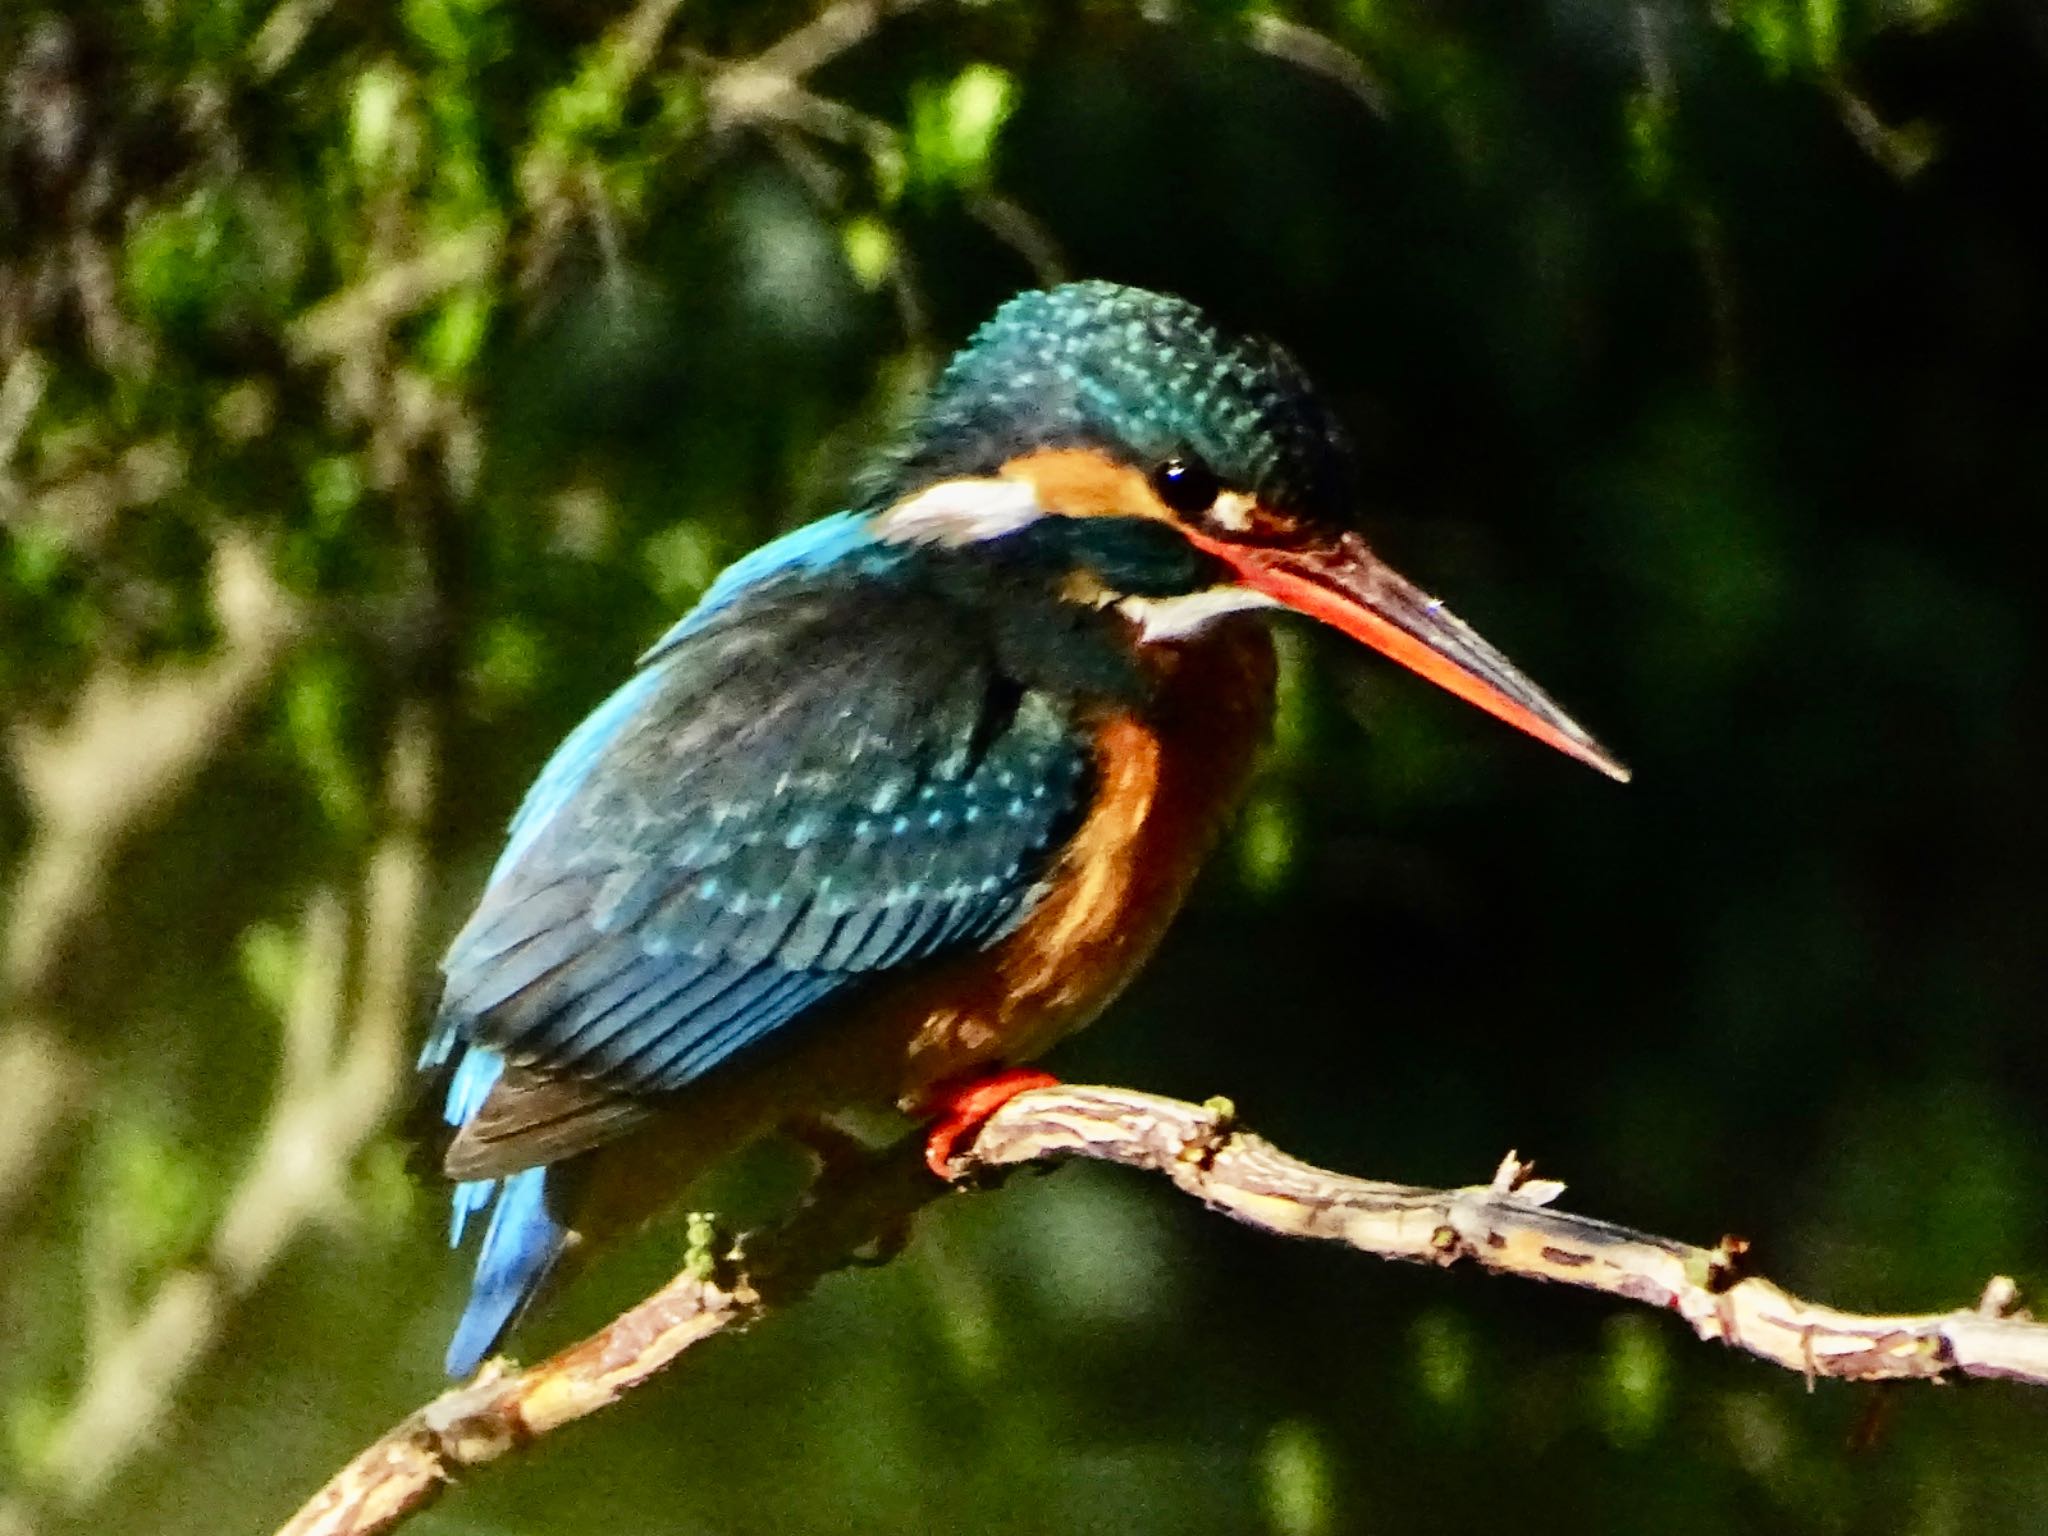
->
left=4, top=2, right=2046, bottom=1532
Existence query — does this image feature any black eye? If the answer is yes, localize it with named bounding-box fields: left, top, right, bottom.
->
left=1149, top=456, right=1221, bottom=517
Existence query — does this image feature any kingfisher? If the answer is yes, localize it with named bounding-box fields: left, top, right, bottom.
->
left=419, top=280, right=1626, bottom=1377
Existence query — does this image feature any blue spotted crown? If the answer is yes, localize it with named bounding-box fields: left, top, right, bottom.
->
left=862, top=281, right=1358, bottom=520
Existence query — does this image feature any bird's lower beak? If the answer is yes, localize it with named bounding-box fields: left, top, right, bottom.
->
left=1189, top=527, right=1630, bottom=782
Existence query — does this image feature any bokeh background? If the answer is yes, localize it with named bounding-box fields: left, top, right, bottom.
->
left=4, top=2, right=2047, bottom=1532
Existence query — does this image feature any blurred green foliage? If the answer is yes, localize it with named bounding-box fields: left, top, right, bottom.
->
left=3, top=1, right=2047, bottom=1533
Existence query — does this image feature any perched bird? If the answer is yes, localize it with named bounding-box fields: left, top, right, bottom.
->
left=420, top=280, right=1626, bottom=1377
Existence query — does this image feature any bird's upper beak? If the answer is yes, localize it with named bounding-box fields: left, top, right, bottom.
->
left=1185, top=526, right=1630, bottom=782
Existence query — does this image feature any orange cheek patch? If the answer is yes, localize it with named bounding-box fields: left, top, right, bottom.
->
left=999, top=448, right=1178, bottom=521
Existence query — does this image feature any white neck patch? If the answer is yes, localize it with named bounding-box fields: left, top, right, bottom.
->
left=871, top=478, right=1044, bottom=546
left=1119, top=584, right=1283, bottom=640
left=875, top=480, right=1280, bottom=641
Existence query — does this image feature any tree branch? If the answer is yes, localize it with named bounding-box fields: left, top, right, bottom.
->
left=3, top=532, right=301, bottom=1003
left=23, top=701, right=437, bottom=1507
left=276, top=1084, right=2048, bottom=1536
left=0, top=534, right=304, bottom=1241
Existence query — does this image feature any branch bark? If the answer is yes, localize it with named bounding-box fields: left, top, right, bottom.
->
left=276, top=1084, right=2048, bottom=1536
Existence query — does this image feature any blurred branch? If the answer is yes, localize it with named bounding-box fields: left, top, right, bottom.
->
left=23, top=702, right=436, bottom=1506
left=1632, top=2, right=1740, bottom=392
left=248, top=0, right=338, bottom=81
left=1825, top=77, right=1936, bottom=180
left=277, top=1084, right=2048, bottom=1536
left=0, top=1023, right=84, bottom=1225
left=0, top=534, right=303, bottom=1231
left=701, top=0, right=1063, bottom=313
left=1245, top=16, right=1390, bottom=120
left=288, top=227, right=503, bottom=364
left=0, top=349, right=49, bottom=469
left=705, top=0, right=924, bottom=127
left=964, top=192, right=1065, bottom=286
left=2, top=533, right=300, bottom=1000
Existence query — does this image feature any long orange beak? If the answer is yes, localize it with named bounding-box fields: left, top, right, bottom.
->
left=1186, top=526, right=1629, bottom=782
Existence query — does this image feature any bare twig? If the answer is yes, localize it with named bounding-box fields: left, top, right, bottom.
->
left=0, top=1021, right=84, bottom=1225
left=0, top=348, right=48, bottom=470
left=745, top=0, right=920, bottom=91
left=966, top=192, right=1067, bottom=285
left=1631, top=3, right=1741, bottom=391
left=1825, top=77, right=1936, bottom=180
left=288, top=227, right=503, bottom=363
left=971, top=1089, right=2046, bottom=1382
left=698, top=0, right=923, bottom=137
left=247, top=0, right=338, bottom=81
left=276, top=1084, right=2048, bottom=1536
left=1245, top=15, right=1390, bottom=120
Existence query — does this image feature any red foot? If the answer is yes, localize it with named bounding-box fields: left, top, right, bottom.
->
left=921, top=1068, right=1060, bottom=1178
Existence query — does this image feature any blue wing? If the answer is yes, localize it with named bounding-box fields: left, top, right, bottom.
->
left=424, top=515, right=1092, bottom=1154
left=422, top=515, right=1100, bottom=1373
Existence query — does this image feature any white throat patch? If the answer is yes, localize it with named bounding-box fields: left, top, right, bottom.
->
left=1119, top=585, right=1283, bottom=640
left=874, top=481, right=1281, bottom=641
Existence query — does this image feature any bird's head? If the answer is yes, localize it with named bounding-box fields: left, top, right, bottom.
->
left=861, top=281, right=1627, bottom=782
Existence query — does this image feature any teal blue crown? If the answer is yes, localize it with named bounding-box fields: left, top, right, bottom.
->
left=863, top=281, right=1357, bottom=519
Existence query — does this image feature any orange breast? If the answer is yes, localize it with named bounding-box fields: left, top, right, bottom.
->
left=564, top=620, right=1276, bottom=1244
left=890, top=618, right=1278, bottom=1098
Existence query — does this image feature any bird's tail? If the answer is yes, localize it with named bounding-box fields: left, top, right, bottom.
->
left=424, top=1030, right=573, bottom=1377
left=445, top=1163, right=568, bottom=1377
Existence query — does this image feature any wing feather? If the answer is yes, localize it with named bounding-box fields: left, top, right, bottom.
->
left=427, top=526, right=1093, bottom=1173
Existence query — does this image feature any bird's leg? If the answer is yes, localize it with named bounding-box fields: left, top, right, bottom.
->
left=785, top=1115, right=919, bottom=1264
left=916, top=1067, right=1061, bottom=1178
left=789, top=1115, right=881, bottom=1184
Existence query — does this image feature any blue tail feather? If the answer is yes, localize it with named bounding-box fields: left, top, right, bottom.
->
left=445, top=1164, right=565, bottom=1378
left=449, top=1173, right=496, bottom=1246
left=431, top=1039, right=570, bottom=1377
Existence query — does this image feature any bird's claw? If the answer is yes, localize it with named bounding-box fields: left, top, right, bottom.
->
left=920, top=1067, right=1060, bottom=1178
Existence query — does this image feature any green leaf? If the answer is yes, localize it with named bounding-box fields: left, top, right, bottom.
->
left=236, top=920, right=300, bottom=1020
left=349, top=63, right=422, bottom=184
left=282, top=653, right=370, bottom=835
left=841, top=217, right=898, bottom=292
left=1260, top=1419, right=1338, bottom=1536
left=1730, top=0, right=1804, bottom=74
left=10, top=525, right=72, bottom=594
left=420, top=284, right=495, bottom=377
left=122, top=187, right=302, bottom=338
left=1412, top=1307, right=1476, bottom=1411
left=1805, top=0, right=1843, bottom=69
left=5, top=1388, right=63, bottom=1482
left=643, top=524, right=722, bottom=607
left=1598, top=1314, right=1670, bottom=1446
left=908, top=64, right=1017, bottom=194
left=401, top=0, right=506, bottom=71
left=470, top=615, right=545, bottom=705
left=123, top=191, right=231, bottom=334
left=1625, top=89, right=1675, bottom=194
left=97, top=1116, right=214, bottom=1278
left=305, top=454, right=364, bottom=536
left=1236, top=794, right=1296, bottom=896
left=156, top=0, right=253, bottom=66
